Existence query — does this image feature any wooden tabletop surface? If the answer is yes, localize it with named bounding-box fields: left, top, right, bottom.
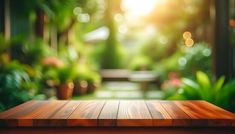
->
left=0, top=100, right=235, bottom=127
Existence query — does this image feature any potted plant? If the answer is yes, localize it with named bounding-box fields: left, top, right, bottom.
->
left=73, top=72, right=88, bottom=95
left=87, top=71, right=101, bottom=93
left=55, top=66, right=75, bottom=100
left=72, top=64, right=89, bottom=95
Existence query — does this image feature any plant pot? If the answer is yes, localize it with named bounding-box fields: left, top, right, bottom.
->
left=73, top=80, right=88, bottom=95
left=87, top=82, right=98, bottom=93
left=56, top=82, right=74, bottom=100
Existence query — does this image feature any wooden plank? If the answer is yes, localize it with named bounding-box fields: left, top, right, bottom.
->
left=146, top=100, right=172, bottom=126
left=98, top=100, right=119, bottom=126
left=49, top=101, right=81, bottom=126
left=0, top=101, right=48, bottom=126
left=175, top=101, right=212, bottom=126
left=160, top=101, right=191, bottom=126
left=1, top=100, right=235, bottom=128
left=117, top=100, right=152, bottom=126
left=200, top=101, right=235, bottom=118
left=0, top=100, right=36, bottom=119
left=67, top=100, right=105, bottom=126
left=0, top=101, right=36, bottom=126
left=17, top=101, right=65, bottom=126
left=33, top=101, right=68, bottom=126
left=187, top=101, right=235, bottom=126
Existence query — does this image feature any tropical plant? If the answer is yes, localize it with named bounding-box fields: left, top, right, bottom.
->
left=73, top=63, right=101, bottom=95
left=167, top=71, right=235, bottom=112
left=55, top=66, right=75, bottom=84
left=54, top=66, right=75, bottom=100
left=0, top=62, right=37, bottom=111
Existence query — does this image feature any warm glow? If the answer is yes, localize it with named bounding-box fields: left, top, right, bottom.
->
left=183, top=31, right=192, bottom=40
left=185, top=38, right=194, bottom=47
left=229, top=19, right=235, bottom=27
left=122, top=0, right=165, bottom=17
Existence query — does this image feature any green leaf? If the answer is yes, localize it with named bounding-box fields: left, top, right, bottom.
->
left=182, top=78, right=200, bottom=90
left=214, top=76, right=225, bottom=92
left=181, top=78, right=200, bottom=99
left=196, top=71, right=211, bottom=89
left=167, top=93, right=187, bottom=100
left=216, top=80, right=235, bottom=110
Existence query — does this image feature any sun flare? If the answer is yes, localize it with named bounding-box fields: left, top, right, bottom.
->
left=121, top=0, right=166, bottom=17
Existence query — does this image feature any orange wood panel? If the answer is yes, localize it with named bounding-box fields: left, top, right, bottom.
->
left=33, top=100, right=68, bottom=126
left=146, top=100, right=172, bottom=126
left=160, top=101, right=191, bottom=126
left=67, top=100, right=105, bottom=126
left=98, top=100, right=119, bottom=126
left=0, top=100, right=235, bottom=127
left=1, top=101, right=48, bottom=126
left=117, top=100, right=152, bottom=126
left=175, top=101, right=234, bottom=126
left=0, top=100, right=36, bottom=119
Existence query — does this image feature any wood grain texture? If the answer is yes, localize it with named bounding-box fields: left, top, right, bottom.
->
left=67, top=100, right=105, bottom=126
left=0, top=101, right=48, bottom=126
left=33, top=100, right=68, bottom=126
left=183, top=101, right=235, bottom=126
left=0, top=100, right=36, bottom=119
left=160, top=101, right=191, bottom=126
left=98, top=100, right=119, bottom=126
left=0, top=100, right=37, bottom=126
left=0, top=100, right=235, bottom=127
left=117, top=100, right=152, bottom=126
left=146, top=100, right=172, bottom=126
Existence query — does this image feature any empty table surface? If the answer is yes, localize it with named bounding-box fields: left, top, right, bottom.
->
left=0, top=100, right=235, bottom=127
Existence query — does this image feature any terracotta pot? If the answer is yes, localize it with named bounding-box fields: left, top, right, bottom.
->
left=73, top=80, right=88, bottom=95
left=56, top=82, right=74, bottom=100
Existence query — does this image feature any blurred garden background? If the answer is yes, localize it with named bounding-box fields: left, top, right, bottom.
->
left=1, top=0, right=235, bottom=112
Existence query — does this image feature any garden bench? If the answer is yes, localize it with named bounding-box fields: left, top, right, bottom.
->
left=0, top=100, right=235, bottom=134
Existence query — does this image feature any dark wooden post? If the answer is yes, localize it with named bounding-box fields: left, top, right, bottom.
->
left=0, top=0, right=4, bottom=33
left=35, top=8, right=44, bottom=38
left=213, top=0, right=234, bottom=80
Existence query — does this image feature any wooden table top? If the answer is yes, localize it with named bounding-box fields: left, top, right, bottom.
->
left=0, top=100, right=235, bottom=127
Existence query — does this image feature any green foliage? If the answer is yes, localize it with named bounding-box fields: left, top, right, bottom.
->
left=73, top=63, right=101, bottom=83
left=100, top=42, right=125, bottom=69
left=99, top=0, right=125, bottom=69
left=0, top=34, right=9, bottom=53
left=155, top=42, right=211, bottom=80
left=141, top=37, right=173, bottom=61
left=216, top=80, right=235, bottom=112
left=167, top=71, right=235, bottom=112
left=40, top=0, right=78, bottom=31
left=55, top=66, right=75, bottom=84
left=58, top=45, right=78, bottom=65
left=129, top=56, right=153, bottom=71
left=0, top=62, right=36, bottom=111
left=9, top=38, right=52, bottom=66
left=178, top=42, right=212, bottom=77
left=23, top=39, right=51, bottom=65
